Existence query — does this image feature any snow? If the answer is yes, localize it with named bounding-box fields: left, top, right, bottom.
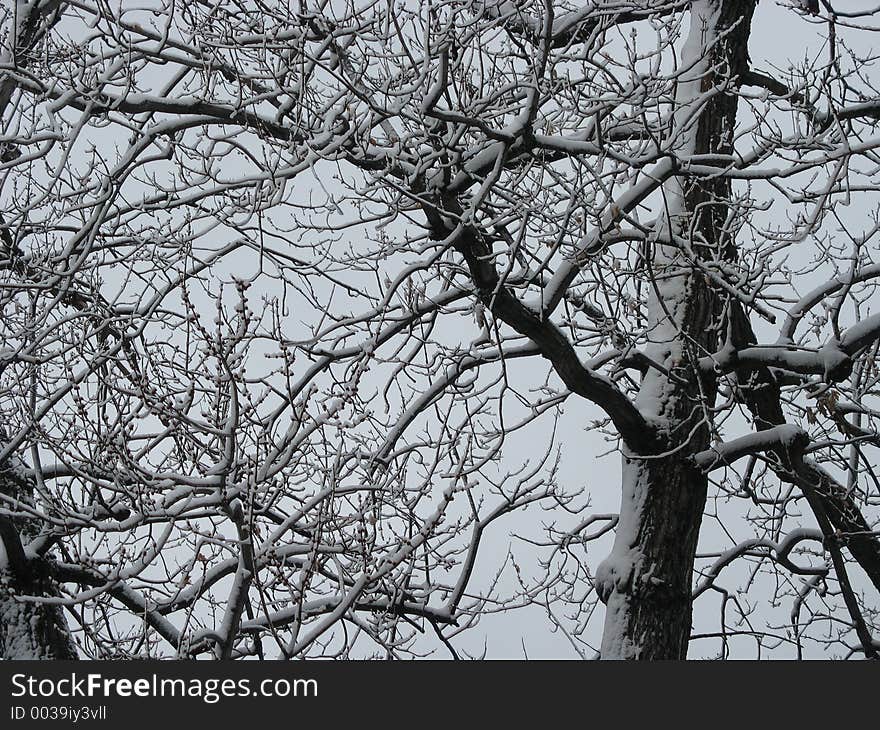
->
left=0, top=575, right=78, bottom=659
left=634, top=0, right=718, bottom=426
left=840, top=312, right=880, bottom=354
left=597, top=1, right=722, bottom=659
left=536, top=157, right=675, bottom=315
left=693, top=424, right=808, bottom=471
left=595, top=452, right=649, bottom=657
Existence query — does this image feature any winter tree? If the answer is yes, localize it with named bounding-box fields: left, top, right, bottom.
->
left=2, top=0, right=880, bottom=660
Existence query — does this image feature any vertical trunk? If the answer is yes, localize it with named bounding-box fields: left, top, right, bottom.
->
left=598, top=455, right=709, bottom=659
left=0, top=570, right=79, bottom=660
left=0, top=452, right=77, bottom=659
left=1, top=2, right=76, bottom=659
left=597, top=1, right=756, bottom=659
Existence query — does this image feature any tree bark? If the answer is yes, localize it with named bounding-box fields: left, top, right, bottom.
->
left=0, top=569, right=79, bottom=660
left=0, top=454, right=77, bottom=659
left=598, top=454, right=709, bottom=659
left=597, top=0, right=757, bottom=659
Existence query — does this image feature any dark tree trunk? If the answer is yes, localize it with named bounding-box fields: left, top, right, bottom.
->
left=598, top=455, right=709, bottom=659
left=0, top=453, right=77, bottom=659
left=0, top=570, right=79, bottom=660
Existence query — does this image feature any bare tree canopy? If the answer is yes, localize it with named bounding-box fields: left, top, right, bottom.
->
left=2, top=0, right=880, bottom=660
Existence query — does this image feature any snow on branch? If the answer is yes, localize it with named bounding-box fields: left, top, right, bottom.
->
left=693, top=424, right=809, bottom=471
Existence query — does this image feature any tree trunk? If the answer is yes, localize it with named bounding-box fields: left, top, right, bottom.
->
left=0, top=570, right=78, bottom=660
left=597, top=1, right=757, bottom=659
left=0, top=449, right=77, bottom=659
left=598, top=455, right=709, bottom=659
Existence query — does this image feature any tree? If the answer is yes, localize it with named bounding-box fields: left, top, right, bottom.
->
left=2, top=0, right=880, bottom=660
